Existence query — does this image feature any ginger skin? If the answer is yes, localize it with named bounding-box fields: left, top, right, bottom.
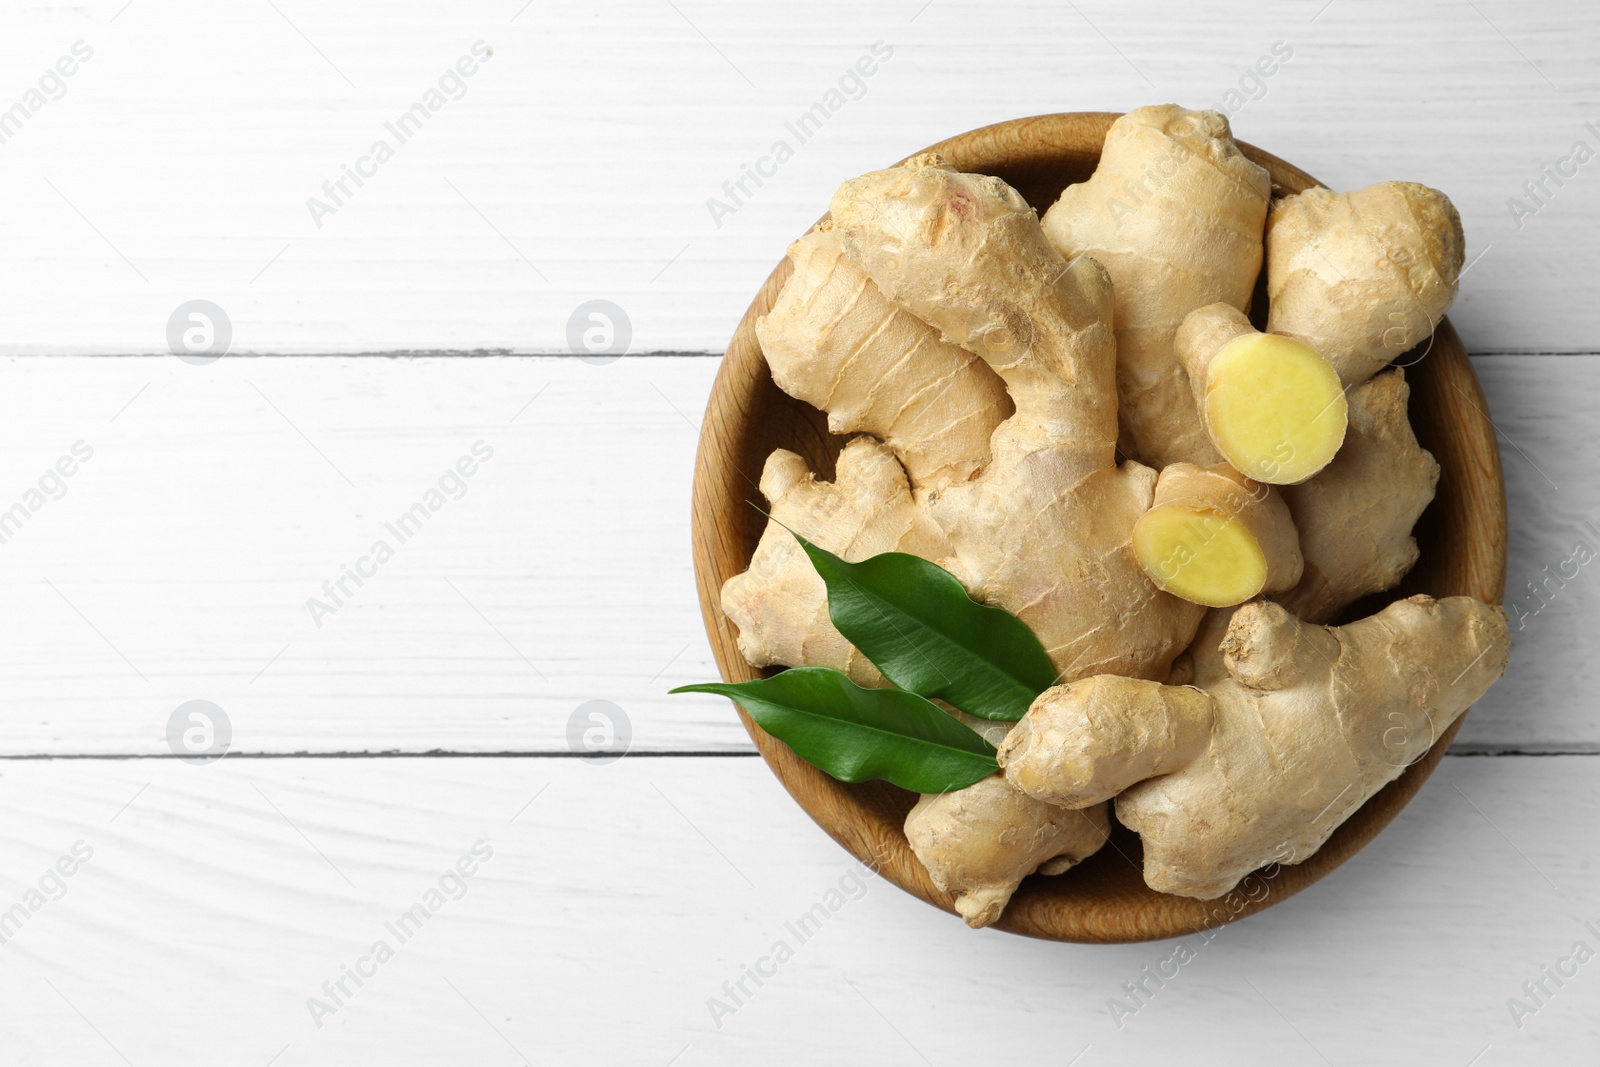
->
left=904, top=779, right=1111, bottom=929
left=829, top=154, right=1204, bottom=682
left=1266, top=182, right=1465, bottom=388
left=999, top=596, right=1509, bottom=899
left=757, top=225, right=1011, bottom=493
left=1000, top=677, right=1212, bottom=810
left=1041, top=105, right=1272, bottom=468
left=721, top=440, right=951, bottom=687
left=1278, top=369, right=1439, bottom=623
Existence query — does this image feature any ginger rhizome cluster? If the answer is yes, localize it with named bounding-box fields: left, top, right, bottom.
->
left=718, top=105, right=1508, bottom=928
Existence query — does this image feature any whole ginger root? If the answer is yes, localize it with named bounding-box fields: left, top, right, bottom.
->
left=1267, top=182, right=1465, bottom=388
left=731, top=154, right=1205, bottom=685
left=756, top=225, right=1011, bottom=493
left=828, top=154, right=1205, bottom=682
left=1041, top=105, right=1272, bottom=468
left=905, top=779, right=1111, bottom=929
left=1000, top=596, right=1510, bottom=898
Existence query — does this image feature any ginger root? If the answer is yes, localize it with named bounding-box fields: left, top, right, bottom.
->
left=734, top=154, right=1203, bottom=687
left=721, top=440, right=951, bottom=686
left=1132, top=463, right=1302, bottom=608
left=1266, top=182, right=1465, bottom=388
left=724, top=153, right=1210, bottom=927
left=757, top=225, right=1011, bottom=493
left=1175, top=303, right=1348, bottom=485
left=1279, top=369, right=1439, bottom=622
left=999, top=676, right=1211, bottom=810
left=905, top=777, right=1111, bottom=928
left=829, top=154, right=1204, bottom=682
left=999, top=596, right=1510, bottom=898
left=1041, top=105, right=1271, bottom=468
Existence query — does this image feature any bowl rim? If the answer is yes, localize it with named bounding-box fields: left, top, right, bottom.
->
left=689, top=111, right=1508, bottom=943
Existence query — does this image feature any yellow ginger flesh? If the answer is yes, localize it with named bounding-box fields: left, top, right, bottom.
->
left=1132, top=464, right=1302, bottom=608
left=1175, top=302, right=1348, bottom=486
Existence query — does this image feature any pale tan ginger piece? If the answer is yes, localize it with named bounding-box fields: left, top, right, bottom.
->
left=1163, top=604, right=1239, bottom=692
left=999, top=595, right=1510, bottom=899
left=1278, top=369, right=1439, bottom=623
left=904, top=777, right=1111, bottom=928
left=1266, top=181, right=1465, bottom=388
left=922, top=711, right=1112, bottom=927
left=1174, top=303, right=1348, bottom=485
left=720, top=439, right=951, bottom=686
left=948, top=707, right=1011, bottom=749
left=755, top=225, right=1012, bottom=493
left=1132, top=463, right=1303, bottom=608
left=817, top=153, right=1207, bottom=928
left=1000, top=677, right=1213, bottom=810
left=829, top=153, right=1205, bottom=682
left=1040, top=105, right=1272, bottom=468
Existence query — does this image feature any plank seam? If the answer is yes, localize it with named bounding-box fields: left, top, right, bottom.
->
left=0, top=748, right=1590, bottom=760
left=0, top=350, right=1596, bottom=359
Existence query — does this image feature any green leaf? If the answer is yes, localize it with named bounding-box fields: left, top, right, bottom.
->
left=671, top=667, right=998, bottom=793
left=794, top=536, right=1056, bottom=721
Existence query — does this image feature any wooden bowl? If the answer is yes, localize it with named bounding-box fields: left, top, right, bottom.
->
left=689, top=112, right=1507, bottom=943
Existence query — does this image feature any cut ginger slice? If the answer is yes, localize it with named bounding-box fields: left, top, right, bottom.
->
left=1134, top=505, right=1267, bottom=607
left=1132, top=463, right=1303, bottom=608
left=1202, top=332, right=1348, bottom=485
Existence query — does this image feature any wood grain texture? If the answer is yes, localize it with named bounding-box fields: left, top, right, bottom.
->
left=0, top=354, right=728, bottom=755
left=0, top=756, right=1592, bottom=1064
left=690, top=113, right=1506, bottom=941
left=0, top=1, right=1598, bottom=354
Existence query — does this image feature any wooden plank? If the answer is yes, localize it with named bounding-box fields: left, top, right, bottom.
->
left=0, top=1, right=1596, bottom=354
left=0, top=755, right=1592, bottom=1063
left=0, top=354, right=1591, bottom=755
left=1474, top=356, right=1600, bottom=751
left=0, top=355, right=729, bottom=755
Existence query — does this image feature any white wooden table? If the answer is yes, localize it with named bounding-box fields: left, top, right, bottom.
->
left=0, top=1, right=1596, bottom=1063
